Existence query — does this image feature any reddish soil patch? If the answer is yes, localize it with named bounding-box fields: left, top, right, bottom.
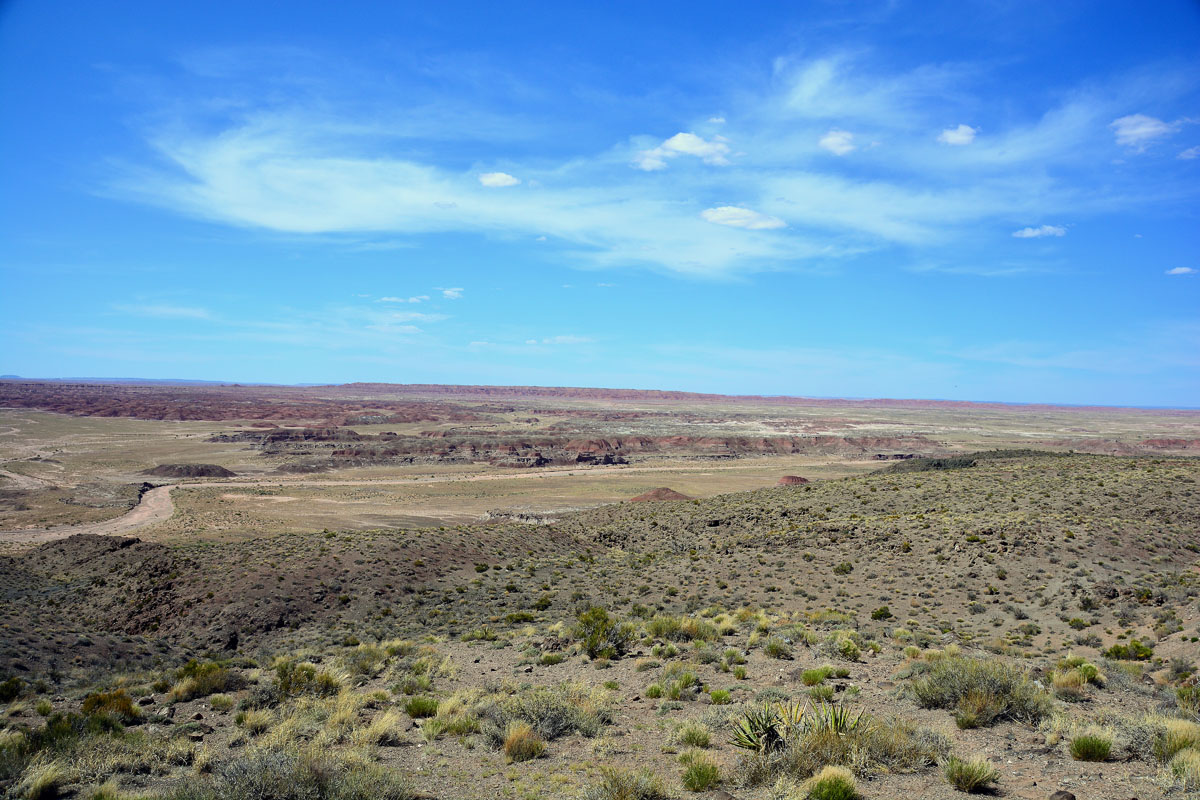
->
left=777, top=475, right=810, bottom=485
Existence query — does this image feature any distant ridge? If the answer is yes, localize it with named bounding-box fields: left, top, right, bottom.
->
left=0, top=378, right=1196, bottom=414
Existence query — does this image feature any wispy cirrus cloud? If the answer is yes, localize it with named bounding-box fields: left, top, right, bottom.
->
left=817, top=129, right=855, bottom=155
left=526, top=334, right=592, bottom=345
left=701, top=206, right=785, bottom=230
left=106, top=47, right=1199, bottom=278
left=1012, top=225, right=1066, bottom=238
left=478, top=171, right=520, bottom=187
left=1110, top=114, right=1180, bottom=150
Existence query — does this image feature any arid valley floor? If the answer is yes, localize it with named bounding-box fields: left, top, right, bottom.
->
left=1, top=381, right=1199, bottom=800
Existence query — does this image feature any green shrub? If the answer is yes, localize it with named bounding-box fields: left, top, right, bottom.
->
left=501, top=683, right=607, bottom=740
left=171, top=661, right=241, bottom=701
left=763, top=637, right=793, bottom=660
left=1069, top=733, right=1111, bottom=762
left=540, top=652, right=565, bottom=665
left=1178, top=684, right=1200, bottom=717
left=871, top=606, right=892, bottom=620
left=804, top=765, right=858, bottom=800
left=404, top=696, right=439, bottom=718
left=574, top=607, right=635, bottom=660
left=1103, top=639, right=1153, bottom=661
left=503, top=721, right=546, bottom=763
left=911, top=656, right=1051, bottom=727
left=0, top=677, right=23, bottom=703
left=274, top=661, right=341, bottom=700
left=802, top=667, right=832, bottom=686
left=942, top=756, right=998, bottom=793
left=676, top=721, right=710, bottom=748
left=710, top=689, right=732, bottom=705
left=679, top=750, right=720, bottom=792
left=81, top=689, right=140, bottom=723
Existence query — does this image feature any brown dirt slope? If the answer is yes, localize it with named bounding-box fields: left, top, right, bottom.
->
left=630, top=487, right=693, bottom=502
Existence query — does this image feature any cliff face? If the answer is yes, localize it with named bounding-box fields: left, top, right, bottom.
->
left=210, top=427, right=937, bottom=469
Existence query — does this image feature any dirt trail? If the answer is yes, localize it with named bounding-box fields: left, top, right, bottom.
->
left=0, top=461, right=798, bottom=546
left=0, top=468, right=49, bottom=491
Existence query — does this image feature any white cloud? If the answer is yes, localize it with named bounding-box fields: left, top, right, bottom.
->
left=1179, top=146, right=1200, bottom=160
left=701, top=205, right=786, bottom=230
left=1012, top=224, right=1066, bottom=238
left=384, top=311, right=447, bottom=322
left=379, top=295, right=429, bottom=303
left=114, top=304, right=212, bottom=320
left=817, top=129, right=855, bottom=156
left=708, top=116, right=726, bottom=124
left=937, top=124, right=977, bottom=145
left=111, top=50, right=1200, bottom=279
left=437, top=287, right=464, bottom=299
left=478, top=171, right=520, bottom=187
left=633, top=132, right=730, bottom=170
left=535, top=335, right=592, bottom=345
left=1166, top=267, right=1196, bottom=275
left=1110, top=114, right=1178, bottom=150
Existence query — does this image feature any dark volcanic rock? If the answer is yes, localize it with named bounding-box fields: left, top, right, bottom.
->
left=142, top=464, right=236, bottom=478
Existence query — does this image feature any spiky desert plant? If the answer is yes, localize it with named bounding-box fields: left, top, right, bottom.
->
left=730, top=704, right=784, bottom=753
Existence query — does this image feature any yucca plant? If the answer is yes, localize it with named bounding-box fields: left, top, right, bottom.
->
left=777, top=700, right=807, bottom=738
left=730, top=704, right=784, bottom=753
left=807, top=703, right=866, bottom=735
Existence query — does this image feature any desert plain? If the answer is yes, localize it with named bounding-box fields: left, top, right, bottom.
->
left=1, top=380, right=1198, bottom=800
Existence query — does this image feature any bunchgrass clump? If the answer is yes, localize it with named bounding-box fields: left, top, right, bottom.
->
left=1070, top=733, right=1112, bottom=761
left=942, top=756, right=998, bottom=793
left=676, top=721, right=711, bottom=748
left=1169, top=747, right=1200, bottom=792
left=679, top=749, right=721, bottom=791
left=582, top=767, right=669, bottom=800
left=403, top=696, right=439, bottom=718
left=803, top=765, right=858, bottom=800
left=503, top=721, right=546, bottom=763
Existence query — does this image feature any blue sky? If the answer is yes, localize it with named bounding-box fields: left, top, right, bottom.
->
left=1, top=1, right=1197, bottom=406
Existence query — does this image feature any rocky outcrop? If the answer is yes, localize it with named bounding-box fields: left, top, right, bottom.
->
left=630, top=487, right=693, bottom=502
left=777, top=475, right=809, bottom=485
left=142, top=464, right=236, bottom=478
